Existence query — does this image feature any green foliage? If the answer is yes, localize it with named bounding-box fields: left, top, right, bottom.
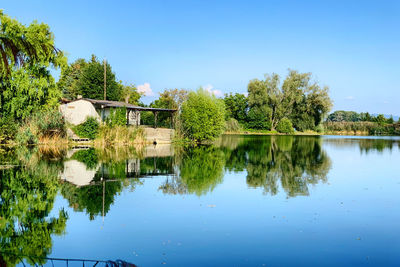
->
left=120, top=83, right=142, bottom=104
left=0, top=10, right=65, bottom=78
left=0, top=10, right=65, bottom=144
left=73, top=117, right=100, bottom=139
left=323, top=121, right=400, bottom=135
left=180, top=89, right=226, bottom=142
left=59, top=55, right=122, bottom=101
left=0, top=116, right=17, bottom=143
left=374, top=114, right=386, bottom=125
left=276, top=118, right=294, bottom=134
left=57, top=58, right=87, bottom=99
left=106, top=107, right=127, bottom=126
left=246, top=70, right=332, bottom=131
left=15, top=126, right=38, bottom=145
left=224, top=93, right=248, bottom=123
left=140, top=110, right=155, bottom=126
left=225, top=118, right=242, bottom=132
left=327, top=110, right=362, bottom=122
left=0, top=151, right=67, bottom=266
left=15, top=110, right=66, bottom=145
left=179, top=146, right=225, bottom=196
left=149, top=88, right=188, bottom=128
left=97, top=125, right=144, bottom=145
left=246, top=105, right=271, bottom=130
left=71, top=148, right=99, bottom=169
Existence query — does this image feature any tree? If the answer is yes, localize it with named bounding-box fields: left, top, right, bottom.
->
left=58, top=55, right=122, bottom=101
left=0, top=148, right=67, bottom=266
left=223, top=93, right=248, bottom=123
left=148, top=88, right=188, bottom=128
left=0, top=10, right=64, bottom=78
left=57, top=58, right=87, bottom=99
left=374, top=114, right=386, bottom=125
left=77, top=55, right=121, bottom=101
left=247, top=78, right=272, bottom=129
left=276, top=118, right=294, bottom=134
left=120, top=83, right=142, bottom=104
left=247, top=70, right=332, bottom=131
left=180, top=88, right=225, bottom=142
left=0, top=11, right=65, bottom=124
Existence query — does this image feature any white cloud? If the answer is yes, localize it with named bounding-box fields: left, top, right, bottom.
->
left=137, top=83, right=154, bottom=96
left=345, top=96, right=355, bottom=101
left=203, top=84, right=223, bottom=97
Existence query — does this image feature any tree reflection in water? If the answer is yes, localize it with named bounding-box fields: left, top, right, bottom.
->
left=0, top=147, right=67, bottom=266
left=223, top=135, right=332, bottom=196
left=161, top=135, right=332, bottom=197
left=0, top=136, right=397, bottom=265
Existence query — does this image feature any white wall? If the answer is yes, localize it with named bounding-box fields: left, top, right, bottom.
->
left=59, top=99, right=101, bottom=125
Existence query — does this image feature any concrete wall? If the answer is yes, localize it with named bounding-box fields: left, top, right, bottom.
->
left=59, top=99, right=101, bottom=125
left=143, top=127, right=175, bottom=144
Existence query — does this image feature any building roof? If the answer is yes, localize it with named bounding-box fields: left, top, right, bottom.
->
left=62, top=98, right=177, bottom=112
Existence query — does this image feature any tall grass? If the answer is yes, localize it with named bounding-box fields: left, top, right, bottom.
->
left=95, top=125, right=145, bottom=146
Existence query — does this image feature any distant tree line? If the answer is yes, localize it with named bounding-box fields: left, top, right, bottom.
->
left=326, top=110, right=397, bottom=124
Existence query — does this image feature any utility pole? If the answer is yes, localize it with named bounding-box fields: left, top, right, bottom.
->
left=103, top=58, right=107, bottom=100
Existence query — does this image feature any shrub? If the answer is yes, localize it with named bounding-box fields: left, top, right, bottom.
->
left=106, top=107, right=127, bottom=127
left=15, top=126, right=38, bottom=145
left=0, top=116, right=17, bottom=143
left=73, top=117, right=100, bottom=139
left=276, top=118, right=294, bottom=134
left=31, top=111, right=66, bottom=137
left=180, top=89, right=226, bottom=142
left=225, top=118, right=242, bottom=132
left=246, top=106, right=271, bottom=130
left=14, top=110, right=66, bottom=145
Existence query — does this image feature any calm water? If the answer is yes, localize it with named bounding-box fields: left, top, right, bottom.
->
left=1, top=135, right=399, bottom=266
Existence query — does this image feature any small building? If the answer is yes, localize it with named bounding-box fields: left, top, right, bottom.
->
left=59, top=98, right=177, bottom=127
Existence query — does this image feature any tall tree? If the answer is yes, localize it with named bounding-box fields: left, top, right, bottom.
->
left=57, top=58, right=87, bottom=99
left=0, top=10, right=64, bottom=77
left=224, top=93, right=248, bottom=123
left=0, top=10, right=65, bottom=122
left=247, top=70, right=332, bottom=131
left=120, top=83, right=142, bottom=104
left=76, top=55, right=121, bottom=101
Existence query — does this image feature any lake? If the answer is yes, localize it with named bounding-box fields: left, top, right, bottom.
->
left=0, top=135, right=399, bottom=266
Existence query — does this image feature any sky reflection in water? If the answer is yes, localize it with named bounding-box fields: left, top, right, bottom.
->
left=0, top=135, right=399, bottom=266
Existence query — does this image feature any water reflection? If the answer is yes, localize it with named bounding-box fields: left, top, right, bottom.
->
left=0, top=136, right=398, bottom=265
left=0, top=147, right=67, bottom=266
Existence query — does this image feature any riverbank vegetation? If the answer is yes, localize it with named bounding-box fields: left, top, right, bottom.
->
left=0, top=10, right=399, bottom=146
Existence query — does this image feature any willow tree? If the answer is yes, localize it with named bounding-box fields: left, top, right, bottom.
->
left=247, top=70, right=332, bottom=131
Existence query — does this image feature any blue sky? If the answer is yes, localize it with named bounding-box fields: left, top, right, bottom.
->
left=2, top=0, right=399, bottom=114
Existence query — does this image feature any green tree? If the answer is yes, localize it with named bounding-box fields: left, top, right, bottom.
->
left=180, top=89, right=225, bottom=142
left=0, top=10, right=64, bottom=78
left=374, top=114, right=387, bottom=125
left=75, top=55, right=121, bottom=101
left=247, top=70, right=332, bottom=131
left=276, top=118, right=294, bottom=134
left=57, top=58, right=87, bottom=99
left=223, top=93, right=248, bottom=123
left=0, top=149, right=67, bottom=266
left=247, top=78, right=272, bottom=129
left=0, top=11, right=65, bottom=124
left=120, top=83, right=142, bottom=104
left=150, top=88, right=188, bottom=128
